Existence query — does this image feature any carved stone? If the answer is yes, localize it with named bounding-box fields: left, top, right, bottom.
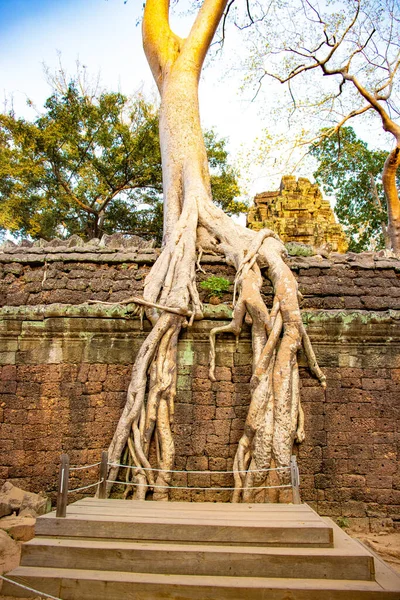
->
left=247, top=176, right=348, bottom=253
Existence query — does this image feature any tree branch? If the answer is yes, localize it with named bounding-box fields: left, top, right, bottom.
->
left=96, top=184, right=132, bottom=214
left=343, top=71, right=400, bottom=140
left=181, top=0, right=230, bottom=75
left=142, top=0, right=182, bottom=89
left=51, top=162, right=97, bottom=215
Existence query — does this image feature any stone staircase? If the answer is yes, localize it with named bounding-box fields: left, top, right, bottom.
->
left=3, top=499, right=400, bottom=599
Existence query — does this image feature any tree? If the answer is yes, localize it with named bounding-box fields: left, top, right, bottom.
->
left=0, top=81, right=243, bottom=245
left=242, top=0, right=400, bottom=253
left=105, top=0, right=325, bottom=503
left=311, top=127, right=393, bottom=252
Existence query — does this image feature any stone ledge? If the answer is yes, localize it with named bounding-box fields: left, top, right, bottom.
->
left=0, top=247, right=399, bottom=270
left=0, top=304, right=399, bottom=324
left=0, top=303, right=234, bottom=321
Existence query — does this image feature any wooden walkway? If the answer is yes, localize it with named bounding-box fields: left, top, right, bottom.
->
left=3, top=499, right=400, bottom=599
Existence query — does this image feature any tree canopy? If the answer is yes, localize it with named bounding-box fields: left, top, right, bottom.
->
left=238, top=0, right=400, bottom=252
left=0, top=80, right=244, bottom=245
left=311, top=127, right=395, bottom=252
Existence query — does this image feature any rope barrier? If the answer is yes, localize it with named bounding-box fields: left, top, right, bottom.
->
left=67, top=480, right=103, bottom=494
left=69, top=461, right=101, bottom=472
left=0, top=574, right=62, bottom=600
left=106, top=480, right=292, bottom=491
left=108, top=462, right=291, bottom=475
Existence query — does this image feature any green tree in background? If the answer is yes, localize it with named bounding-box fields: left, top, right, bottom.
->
left=0, top=81, right=244, bottom=246
left=311, top=128, right=396, bottom=252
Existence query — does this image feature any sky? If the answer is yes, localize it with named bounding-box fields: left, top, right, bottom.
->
left=0, top=0, right=315, bottom=199
left=0, top=0, right=392, bottom=200
left=0, top=1, right=265, bottom=181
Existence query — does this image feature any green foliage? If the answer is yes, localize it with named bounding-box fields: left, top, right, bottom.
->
left=336, top=516, right=350, bottom=529
left=200, top=275, right=231, bottom=298
left=311, top=127, right=397, bottom=252
left=0, top=80, right=244, bottom=244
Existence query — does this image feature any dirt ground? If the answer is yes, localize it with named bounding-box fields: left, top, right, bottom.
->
left=352, top=530, right=400, bottom=574
left=0, top=531, right=399, bottom=599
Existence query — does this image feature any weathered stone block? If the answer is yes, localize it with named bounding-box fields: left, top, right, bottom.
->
left=212, top=381, right=235, bottom=393
left=193, top=406, right=215, bottom=420
left=187, top=473, right=210, bottom=488
left=370, top=518, right=394, bottom=532
left=177, top=374, right=192, bottom=391
left=342, top=474, right=366, bottom=487
left=215, top=407, right=235, bottom=420
left=301, top=387, right=325, bottom=402
left=214, top=366, right=231, bottom=381
left=215, top=391, right=233, bottom=406
left=192, top=365, right=208, bottom=379
left=209, top=457, right=226, bottom=470
left=317, top=501, right=341, bottom=516
left=190, top=433, right=207, bottom=454
left=366, top=503, right=388, bottom=518
left=344, top=500, right=367, bottom=517
left=362, top=378, right=387, bottom=390
left=192, top=378, right=211, bottom=392
left=192, top=391, right=213, bottom=405
left=0, top=352, right=15, bottom=365
left=346, top=517, right=370, bottom=531
left=215, top=352, right=234, bottom=368
left=174, top=404, right=194, bottom=424
left=206, top=443, right=230, bottom=459
left=186, top=456, right=208, bottom=471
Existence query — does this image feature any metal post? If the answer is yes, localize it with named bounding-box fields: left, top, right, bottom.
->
left=56, top=453, right=70, bottom=518
left=98, top=451, right=108, bottom=499
left=290, top=455, right=301, bottom=504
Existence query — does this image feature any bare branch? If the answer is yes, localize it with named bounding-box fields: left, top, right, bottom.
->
left=51, top=162, right=97, bottom=215
left=219, top=0, right=235, bottom=49
left=246, top=0, right=254, bottom=24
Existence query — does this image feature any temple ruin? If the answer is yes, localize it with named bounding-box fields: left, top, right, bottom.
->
left=247, top=176, right=348, bottom=253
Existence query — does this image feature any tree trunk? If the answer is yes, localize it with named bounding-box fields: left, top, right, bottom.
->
left=368, top=173, right=391, bottom=250
left=104, top=0, right=325, bottom=502
left=382, top=146, right=400, bottom=254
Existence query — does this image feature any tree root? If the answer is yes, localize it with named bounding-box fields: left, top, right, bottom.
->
left=108, top=0, right=327, bottom=505
left=103, top=210, right=325, bottom=504
left=87, top=296, right=192, bottom=318
left=208, top=234, right=325, bottom=503
left=105, top=166, right=203, bottom=499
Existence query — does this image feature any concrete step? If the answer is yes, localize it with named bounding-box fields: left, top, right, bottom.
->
left=20, top=535, right=374, bottom=581
left=74, top=498, right=315, bottom=513
left=35, top=500, right=333, bottom=547
left=3, top=566, right=400, bottom=600
left=4, top=502, right=400, bottom=599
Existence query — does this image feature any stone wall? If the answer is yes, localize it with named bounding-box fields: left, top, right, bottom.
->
left=0, top=242, right=399, bottom=531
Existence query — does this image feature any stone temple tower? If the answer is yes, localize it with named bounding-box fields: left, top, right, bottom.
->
left=247, top=176, right=348, bottom=253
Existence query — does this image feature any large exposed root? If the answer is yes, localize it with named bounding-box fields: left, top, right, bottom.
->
left=105, top=0, right=325, bottom=500
left=105, top=155, right=212, bottom=499
left=104, top=184, right=325, bottom=504
left=105, top=198, right=325, bottom=504
left=103, top=0, right=327, bottom=504
left=207, top=232, right=326, bottom=503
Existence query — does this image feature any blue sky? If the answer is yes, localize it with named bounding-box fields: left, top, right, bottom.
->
left=0, top=0, right=65, bottom=29
left=0, top=1, right=149, bottom=108
left=0, top=0, right=274, bottom=193
left=0, top=0, right=391, bottom=199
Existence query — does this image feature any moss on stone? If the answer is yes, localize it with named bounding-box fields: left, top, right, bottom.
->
left=285, top=242, right=316, bottom=257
